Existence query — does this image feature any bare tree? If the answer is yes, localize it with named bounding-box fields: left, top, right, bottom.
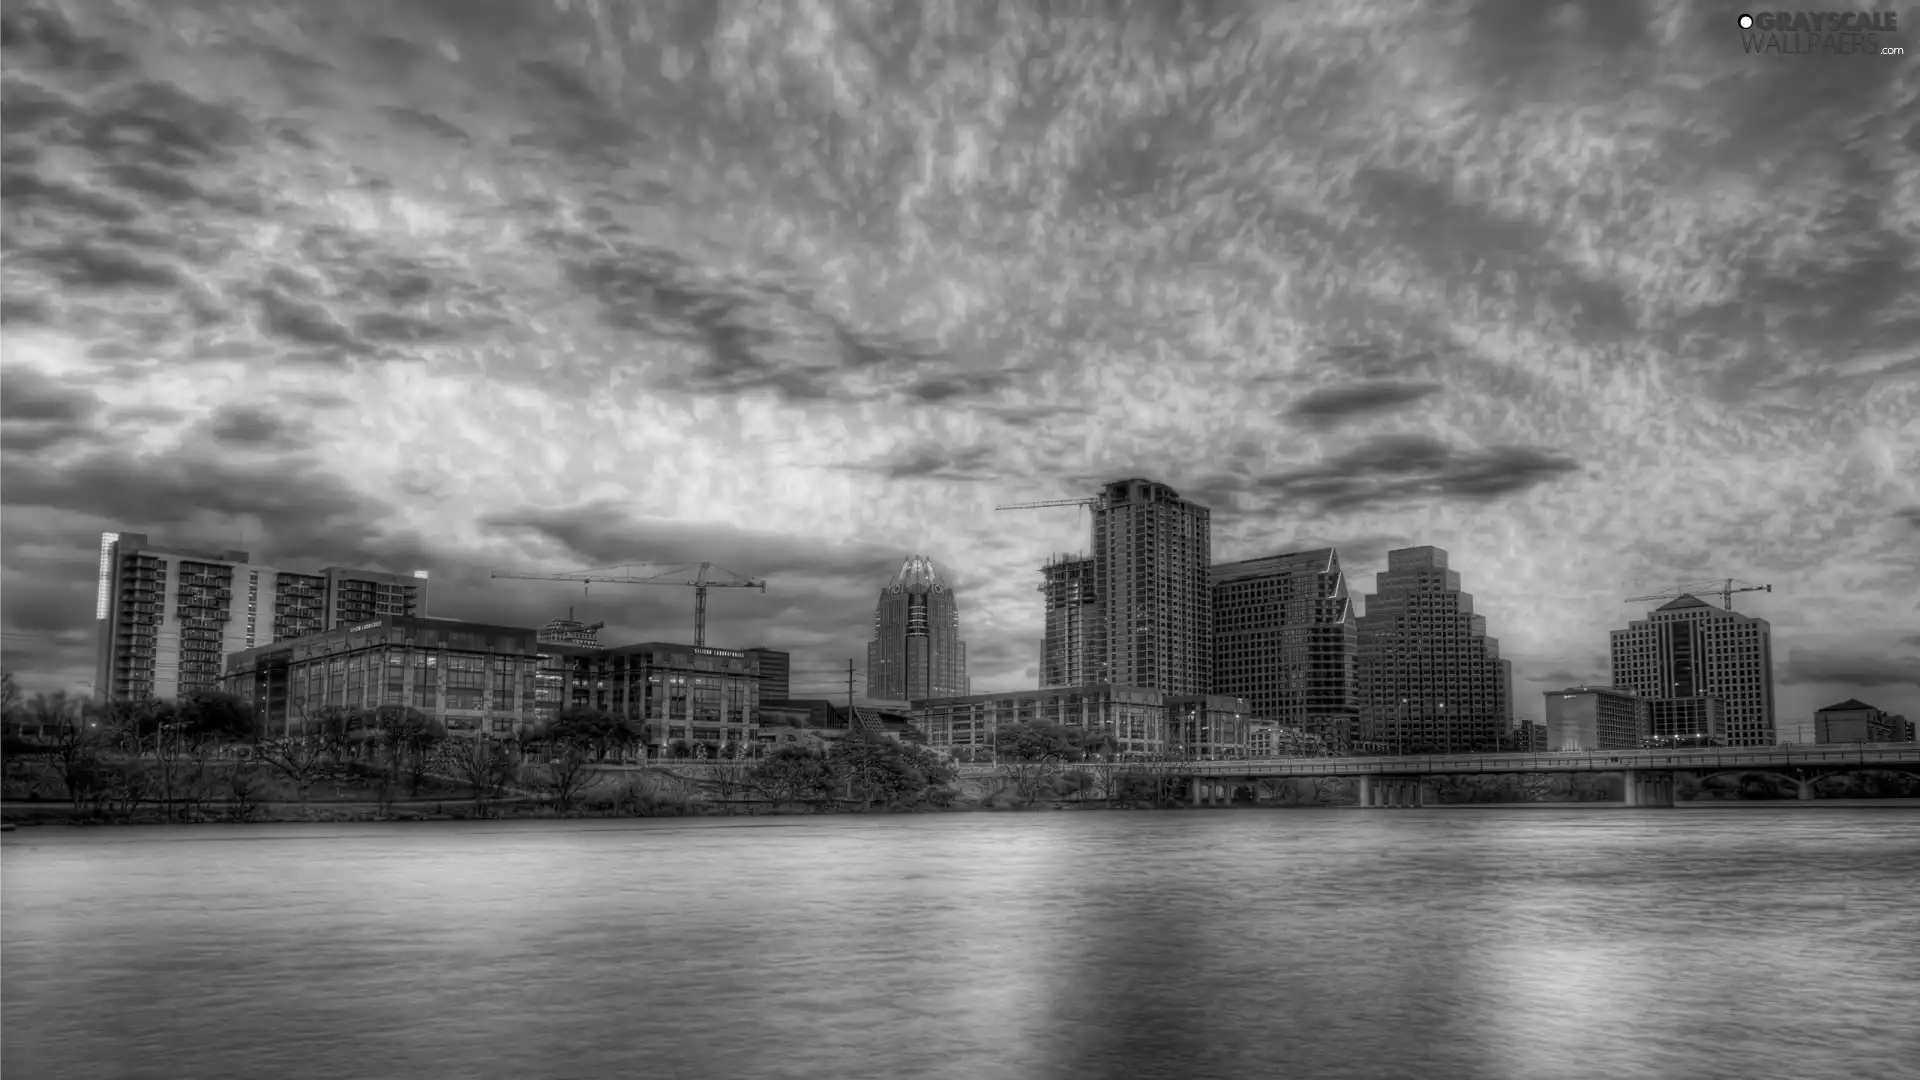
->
left=539, top=743, right=599, bottom=815
left=254, top=736, right=333, bottom=815
left=446, top=736, right=516, bottom=817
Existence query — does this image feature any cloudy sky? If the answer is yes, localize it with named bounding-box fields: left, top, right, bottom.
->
left=3, top=0, right=1916, bottom=733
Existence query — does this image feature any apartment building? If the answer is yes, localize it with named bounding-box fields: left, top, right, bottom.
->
left=94, top=531, right=427, bottom=702
left=1610, top=594, right=1775, bottom=747
left=1089, top=479, right=1213, bottom=695
left=1211, top=547, right=1360, bottom=749
left=1355, top=547, right=1513, bottom=753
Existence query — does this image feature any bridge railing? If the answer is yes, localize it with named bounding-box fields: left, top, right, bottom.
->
left=1176, top=744, right=1920, bottom=777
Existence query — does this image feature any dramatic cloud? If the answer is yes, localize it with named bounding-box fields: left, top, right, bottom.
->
left=1, top=0, right=1916, bottom=726
left=1780, top=649, right=1920, bottom=690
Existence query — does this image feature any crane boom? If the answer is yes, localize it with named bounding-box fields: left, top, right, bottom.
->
left=1624, top=578, right=1772, bottom=612
left=491, top=562, right=767, bottom=647
left=996, top=497, right=1103, bottom=511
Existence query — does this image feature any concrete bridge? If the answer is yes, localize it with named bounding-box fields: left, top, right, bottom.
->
left=954, top=744, right=1920, bottom=809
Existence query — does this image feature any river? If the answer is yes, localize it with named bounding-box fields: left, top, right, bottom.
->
left=4, top=806, right=1917, bottom=1080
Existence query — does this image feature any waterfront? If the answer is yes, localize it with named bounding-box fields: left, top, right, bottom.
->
left=4, top=808, right=1918, bottom=1080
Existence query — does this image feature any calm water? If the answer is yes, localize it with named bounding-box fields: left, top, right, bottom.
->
left=5, top=807, right=1918, bottom=1080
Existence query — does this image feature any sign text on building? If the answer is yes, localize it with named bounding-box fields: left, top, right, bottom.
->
left=694, top=647, right=745, bottom=659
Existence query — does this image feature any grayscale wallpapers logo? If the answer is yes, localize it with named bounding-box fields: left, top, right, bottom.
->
left=1738, top=11, right=1905, bottom=55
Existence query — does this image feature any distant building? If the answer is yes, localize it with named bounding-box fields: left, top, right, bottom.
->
left=537, top=642, right=763, bottom=757
left=1355, top=547, right=1513, bottom=754
left=867, top=555, right=969, bottom=701
left=1544, top=686, right=1645, bottom=751
left=1210, top=547, right=1360, bottom=750
left=1088, top=479, right=1213, bottom=695
left=1610, top=594, right=1775, bottom=747
left=1813, top=699, right=1904, bottom=744
left=912, top=684, right=1252, bottom=759
left=1248, top=721, right=1326, bottom=758
left=537, top=610, right=606, bottom=649
left=744, top=647, right=791, bottom=702
left=98, top=531, right=427, bottom=703
left=224, top=615, right=538, bottom=738
left=1038, top=554, right=1099, bottom=688
left=1507, top=720, right=1548, bottom=753
left=1643, top=696, right=1726, bottom=748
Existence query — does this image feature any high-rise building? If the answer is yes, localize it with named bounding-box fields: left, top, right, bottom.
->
left=1088, top=478, right=1212, bottom=695
left=867, top=555, right=968, bottom=701
left=1211, top=547, right=1359, bottom=748
left=745, top=647, right=791, bottom=702
left=1038, top=554, right=1099, bottom=688
left=1813, top=699, right=1903, bottom=744
left=1609, top=595, right=1775, bottom=747
left=1543, top=686, right=1645, bottom=751
left=94, top=531, right=427, bottom=703
left=1355, top=547, right=1513, bottom=754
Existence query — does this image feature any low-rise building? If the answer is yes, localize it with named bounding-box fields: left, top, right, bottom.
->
left=1642, top=696, right=1725, bottom=748
left=223, top=615, right=540, bottom=738
left=1814, top=699, right=1905, bottom=744
left=1544, top=686, right=1645, bottom=751
left=910, top=684, right=1256, bottom=759
left=538, top=642, right=762, bottom=757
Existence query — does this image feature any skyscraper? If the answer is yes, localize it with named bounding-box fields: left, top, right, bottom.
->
left=1038, top=553, right=1099, bottom=688
left=1355, top=546, right=1513, bottom=753
left=94, top=531, right=427, bottom=703
left=1211, top=547, right=1359, bottom=747
left=866, top=555, right=968, bottom=701
left=1089, top=478, right=1212, bottom=695
left=1610, top=595, right=1775, bottom=747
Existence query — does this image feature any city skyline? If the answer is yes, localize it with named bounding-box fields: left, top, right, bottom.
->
left=1, top=1, right=1916, bottom=731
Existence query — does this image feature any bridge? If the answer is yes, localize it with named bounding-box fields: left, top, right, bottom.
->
left=955, top=744, right=1920, bottom=809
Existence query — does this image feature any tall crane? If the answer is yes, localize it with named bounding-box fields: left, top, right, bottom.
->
left=491, top=563, right=766, bottom=647
left=1624, top=578, right=1773, bottom=612
left=995, top=497, right=1104, bottom=512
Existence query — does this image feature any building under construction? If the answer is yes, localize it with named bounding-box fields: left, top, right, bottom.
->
left=1090, top=479, right=1213, bottom=695
left=537, top=610, right=605, bottom=649
left=1038, top=553, right=1098, bottom=688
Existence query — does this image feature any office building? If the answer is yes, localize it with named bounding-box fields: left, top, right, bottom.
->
left=915, top=685, right=1167, bottom=758
left=1813, top=699, right=1904, bottom=744
left=1544, top=686, right=1646, bottom=751
left=867, top=554, right=969, bottom=701
left=1610, top=594, right=1775, bottom=747
left=1089, top=479, right=1213, bottom=695
left=538, top=641, right=763, bottom=756
left=1355, top=547, right=1513, bottom=754
left=1644, top=696, right=1725, bottom=747
left=224, top=615, right=538, bottom=737
left=744, top=647, right=791, bottom=702
left=1038, top=554, right=1099, bottom=688
left=1211, top=547, right=1359, bottom=749
left=1167, top=694, right=1254, bottom=758
left=96, top=531, right=427, bottom=703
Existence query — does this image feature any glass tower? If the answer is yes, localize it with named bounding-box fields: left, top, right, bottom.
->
left=868, top=555, right=968, bottom=702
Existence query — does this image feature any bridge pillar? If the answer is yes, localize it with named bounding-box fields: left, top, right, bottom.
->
left=1623, top=769, right=1638, bottom=807
left=1624, top=769, right=1675, bottom=808
left=1797, top=777, right=1815, bottom=801
left=1357, top=774, right=1374, bottom=808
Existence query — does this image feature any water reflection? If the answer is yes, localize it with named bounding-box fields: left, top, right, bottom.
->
left=5, top=809, right=1918, bottom=1080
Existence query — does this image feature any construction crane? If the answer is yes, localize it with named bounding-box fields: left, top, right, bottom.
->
left=1624, top=578, right=1773, bottom=612
left=995, top=496, right=1104, bottom=512
left=491, top=563, right=766, bottom=647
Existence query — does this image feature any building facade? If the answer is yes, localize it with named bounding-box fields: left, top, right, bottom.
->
left=1089, top=479, right=1213, bottom=695
left=744, top=647, right=791, bottom=702
left=1038, top=553, right=1099, bottom=688
left=1643, top=696, right=1725, bottom=747
left=537, top=642, right=762, bottom=756
left=1543, top=686, right=1645, bottom=751
left=867, top=555, right=969, bottom=701
left=223, top=615, right=538, bottom=737
left=96, top=531, right=427, bottom=703
left=910, top=684, right=1253, bottom=759
left=1609, top=594, right=1775, bottom=747
left=1355, top=547, right=1513, bottom=754
left=1813, top=698, right=1904, bottom=743
left=1211, top=547, right=1359, bottom=749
